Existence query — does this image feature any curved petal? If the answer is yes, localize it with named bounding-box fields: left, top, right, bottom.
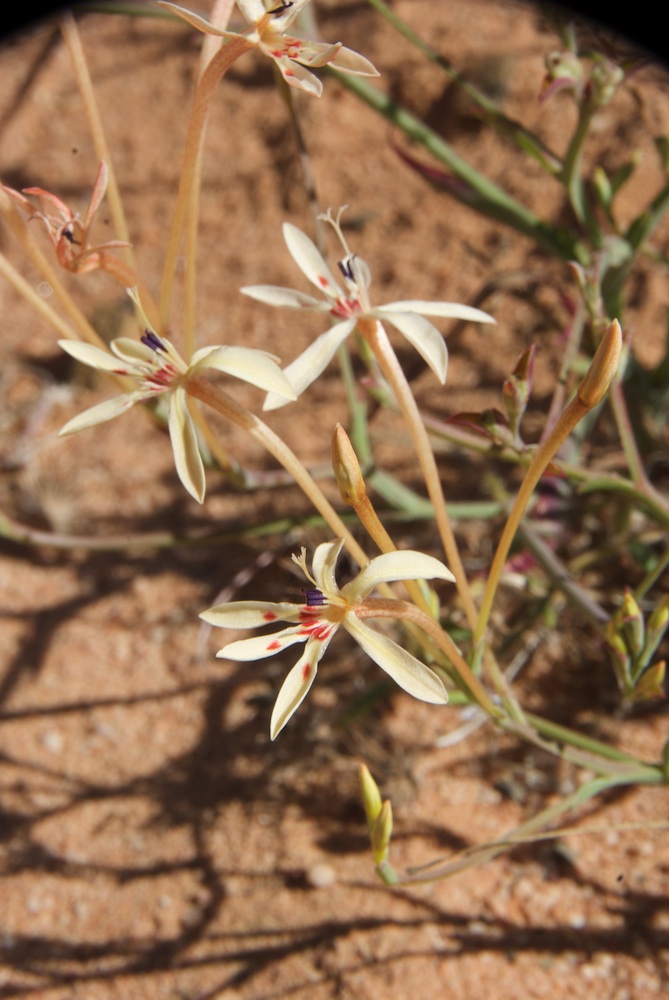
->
left=341, top=550, right=455, bottom=603
left=157, top=2, right=237, bottom=37
left=378, top=311, right=449, bottom=383
left=112, top=336, right=172, bottom=368
left=292, top=40, right=342, bottom=69
left=200, top=601, right=303, bottom=629
left=329, top=44, right=379, bottom=77
left=282, top=223, right=342, bottom=299
left=168, top=387, right=205, bottom=503
left=263, top=318, right=356, bottom=411
left=240, top=284, right=328, bottom=311
left=270, top=53, right=322, bottom=96
left=218, top=623, right=309, bottom=662
left=192, top=346, right=297, bottom=399
left=345, top=616, right=449, bottom=704
left=377, top=300, right=495, bottom=324
left=270, top=636, right=330, bottom=740
left=58, top=391, right=141, bottom=435
left=58, top=340, right=130, bottom=374
left=311, top=538, right=345, bottom=597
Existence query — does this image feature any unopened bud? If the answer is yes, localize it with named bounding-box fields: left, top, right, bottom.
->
left=577, top=319, right=622, bottom=408
left=359, top=763, right=382, bottom=825
left=633, top=660, right=666, bottom=702
left=371, top=800, right=393, bottom=866
left=621, top=589, right=645, bottom=660
left=332, top=424, right=367, bottom=506
left=643, top=595, right=669, bottom=664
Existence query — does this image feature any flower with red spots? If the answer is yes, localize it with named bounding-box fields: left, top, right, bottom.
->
left=58, top=290, right=296, bottom=503
left=241, top=209, right=496, bottom=409
left=159, top=0, right=378, bottom=97
left=200, top=538, right=454, bottom=739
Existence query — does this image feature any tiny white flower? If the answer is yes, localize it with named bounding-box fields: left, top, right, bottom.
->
left=58, top=291, right=296, bottom=503
left=200, top=538, right=453, bottom=739
left=241, top=209, right=496, bottom=409
left=159, top=0, right=378, bottom=97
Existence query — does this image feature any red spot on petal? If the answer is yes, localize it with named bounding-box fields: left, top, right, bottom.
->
left=318, top=276, right=329, bottom=288
left=301, top=662, right=312, bottom=682
left=267, top=640, right=281, bottom=651
left=263, top=611, right=277, bottom=622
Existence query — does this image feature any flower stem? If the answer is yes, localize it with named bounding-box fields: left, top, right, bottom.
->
left=159, top=35, right=252, bottom=339
left=474, top=320, right=623, bottom=647
left=186, top=374, right=369, bottom=570
left=360, top=318, right=479, bottom=630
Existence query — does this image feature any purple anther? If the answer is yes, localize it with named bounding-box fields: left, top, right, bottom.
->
left=338, top=256, right=356, bottom=282
left=303, top=588, right=326, bottom=607
left=141, top=331, right=165, bottom=353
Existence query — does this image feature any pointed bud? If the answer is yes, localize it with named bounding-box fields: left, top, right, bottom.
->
left=332, top=424, right=367, bottom=506
left=577, top=319, right=622, bottom=408
left=502, top=345, right=535, bottom=437
left=632, top=660, right=666, bottom=702
left=605, top=625, right=631, bottom=689
left=371, top=800, right=393, bottom=866
left=588, top=56, right=624, bottom=109
left=644, top=595, right=669, bottom=665
left=359, top=763, right=382, bottom=825
left=621, top=589, right=645, bottom=661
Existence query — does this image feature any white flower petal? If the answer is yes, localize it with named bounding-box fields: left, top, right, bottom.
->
left=270, top=637, right=330, bottom=740
left=345, top=616, right=449, bottom=704
left=200, top=601, right=302, bottom=628
left=168, top=387, right=205, bottom=503
left=236, top=0, right=266, bottom=22
left=263, top=318, right=356, bottom=410
left=111, top=337, right=162, bottom=367
left=342, top=550, right=455, bottom=603
left=270, top=53, right=322, bottom=96
left=240, top=284, right=328, bottom=311
left=282, top=223, right=342, bottom=299
left=293, top=40, right=342, bottom=69
left=58, top=340, right=130, bottom=374
left=311, top=538, right=346, bottom=596
left=329, top=44, right=379, bottom=77
left=158, top=2, right=236, bottom=37
left=380, top=311, right=449, bottom=383
left=192, top=345, right=297, bottom=399
left=58, top=392, right=141, bottom=435
left=219, top=624, right=308, bottom=661
left=377, top=300, right=495, bottom=324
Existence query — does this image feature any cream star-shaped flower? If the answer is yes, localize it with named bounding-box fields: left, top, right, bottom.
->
left=200, top=538, right=453, bottom=739
left=58, top=293, right=296, bottom=503
left=241, top=209, right=496, bottom=409
left=159, top=0, right=379, bottom=97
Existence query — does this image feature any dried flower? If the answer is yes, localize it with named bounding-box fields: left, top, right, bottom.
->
left=159, top=0, right=378, bottom=97
left=58, top=290, right=296, bottom=503
left=4, top=162, right=128, bottom=274
left=201, top=537, right=453, bottom=739
left=242, top=209, right=495, bottom=408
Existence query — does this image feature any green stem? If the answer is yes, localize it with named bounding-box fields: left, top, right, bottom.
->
left=400, top=769, right=663, bottom=884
